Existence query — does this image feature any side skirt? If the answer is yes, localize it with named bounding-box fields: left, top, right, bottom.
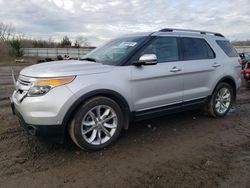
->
left=131, top=97, right=209, bottom=121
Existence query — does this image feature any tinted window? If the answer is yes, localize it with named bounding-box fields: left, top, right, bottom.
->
left=216, top=40, right=238, bottom=57
left=139, top=37, right=179, bottom=63
left=180, top=38, right=215, bottom=60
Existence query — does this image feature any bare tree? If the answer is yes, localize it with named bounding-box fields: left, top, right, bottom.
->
left=232, top=40, right=250, bottom=46
left=0, top=22, right=16, bottom=60
left=0, top=22, right=14, bottom=41
left=60, top=35, right=71, bottom=48
left=74, top=35, right=90, bottom=47
left=9, top=32, right=25, bottom=57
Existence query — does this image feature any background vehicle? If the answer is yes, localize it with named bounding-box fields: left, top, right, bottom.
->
left=239, top=52, right=250, bottom=69
left=11, top=28, right=242, bottom=151
left=243, top=62, right=250, bottom=88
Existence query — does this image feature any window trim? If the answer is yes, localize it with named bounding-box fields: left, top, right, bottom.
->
left=179, top=37, right=216, bottom=61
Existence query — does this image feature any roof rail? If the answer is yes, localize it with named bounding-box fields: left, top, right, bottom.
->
left=158, top=28, right=224, bottom=37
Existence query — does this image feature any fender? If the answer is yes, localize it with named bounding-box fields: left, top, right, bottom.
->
left=61, top=89, right=131, bottom=140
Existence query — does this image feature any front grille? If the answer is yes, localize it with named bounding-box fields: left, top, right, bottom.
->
left=14, top=75, right=35, bottom=103
left=16, top=75, right=34, bottom=92
left=18, top=79, right=31, bottom=86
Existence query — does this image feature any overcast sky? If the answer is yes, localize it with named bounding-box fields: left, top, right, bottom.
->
left=0, top=0, right=250, bottom=46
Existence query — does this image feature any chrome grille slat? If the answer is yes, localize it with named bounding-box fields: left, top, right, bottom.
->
left=18, top=79, right=31, bottom=86
left=16, top=75, right=34, bottom=92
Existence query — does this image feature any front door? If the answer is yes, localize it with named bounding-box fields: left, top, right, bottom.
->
left=130, top=36, right=184, bottom=111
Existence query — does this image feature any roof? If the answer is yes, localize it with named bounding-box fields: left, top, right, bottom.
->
left=119, top=28, right=226, bottom=39
left=157, top=28, right=224, bottom=37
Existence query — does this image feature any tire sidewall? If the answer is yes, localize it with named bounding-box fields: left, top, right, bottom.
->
left=212, top=83, right=233, bottom=117
left=73, top=97, right=124, bottom=151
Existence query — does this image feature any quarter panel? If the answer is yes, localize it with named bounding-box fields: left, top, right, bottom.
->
left=182, top=59, right=221, bottom=101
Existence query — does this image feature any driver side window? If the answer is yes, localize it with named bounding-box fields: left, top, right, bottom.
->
left=139, top=37, right=179, bottom=63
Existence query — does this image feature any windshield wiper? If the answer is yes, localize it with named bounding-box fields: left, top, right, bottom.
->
left=81, top=57, right=97, bottom=62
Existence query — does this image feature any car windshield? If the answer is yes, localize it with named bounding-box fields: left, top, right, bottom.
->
left=81, top=36, right=147, bottom=65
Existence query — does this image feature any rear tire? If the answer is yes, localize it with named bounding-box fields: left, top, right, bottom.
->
left=69, top=97, right=124, bottom=151
left=207, top=82, right=234, bottom=118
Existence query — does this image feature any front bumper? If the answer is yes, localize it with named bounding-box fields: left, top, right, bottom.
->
left=11, top=85, right=75, bottom=125
left=10, top=97, right=65, bottom=143
left=10, top=84, right=77, bottom=143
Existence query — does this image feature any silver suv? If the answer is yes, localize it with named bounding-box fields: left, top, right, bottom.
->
left=10, top=28, right=242, bottom=150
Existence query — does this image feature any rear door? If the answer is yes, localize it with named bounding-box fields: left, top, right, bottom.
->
left=179, top=37, right=221, bottom=102
left=130, top=36, right=184, bottom=111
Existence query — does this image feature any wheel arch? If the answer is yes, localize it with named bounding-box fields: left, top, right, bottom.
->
left=62, top=89, right=131, bottom=139
left=213, top=76, right=237, bottom=101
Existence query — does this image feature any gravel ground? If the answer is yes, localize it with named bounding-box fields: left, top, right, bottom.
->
left=0, top=64, right=250, bottom=188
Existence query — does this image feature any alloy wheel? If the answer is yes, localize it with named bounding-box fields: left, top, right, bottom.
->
left=81, top=105, right=117, bottom=145
left=215, top=87, right=231, bottom=114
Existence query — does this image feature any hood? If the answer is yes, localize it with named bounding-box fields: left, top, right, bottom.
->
left=20, top=60, right=114, bottom=78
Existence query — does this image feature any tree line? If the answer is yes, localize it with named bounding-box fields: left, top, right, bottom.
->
left=231, top=40, right=250, bottom=46
left=0, top=22, right=90, bottom=59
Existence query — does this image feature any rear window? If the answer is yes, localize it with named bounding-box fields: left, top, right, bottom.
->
left=216, top=40, right=238, bottom=57
left=180, top=38, right=215, bottom=60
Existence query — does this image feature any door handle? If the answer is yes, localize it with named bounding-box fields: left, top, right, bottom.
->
left=212, top=63, right=221, bottom=68
left=170, top=67, right=182, bottom=73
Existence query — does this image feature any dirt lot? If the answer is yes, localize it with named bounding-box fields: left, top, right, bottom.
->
left=0, top=65, right=250, bottom=188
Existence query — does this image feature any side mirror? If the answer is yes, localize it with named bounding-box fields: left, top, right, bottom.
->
left=133, top=54, right=157, bottom=66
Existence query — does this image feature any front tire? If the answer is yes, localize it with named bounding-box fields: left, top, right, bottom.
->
left=69, top=97, right=124, bottom=151
left=207, top=82, right=234, bottom=117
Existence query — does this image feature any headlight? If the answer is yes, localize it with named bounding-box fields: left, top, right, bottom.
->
left=28, top=76, right=75, bottom=96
